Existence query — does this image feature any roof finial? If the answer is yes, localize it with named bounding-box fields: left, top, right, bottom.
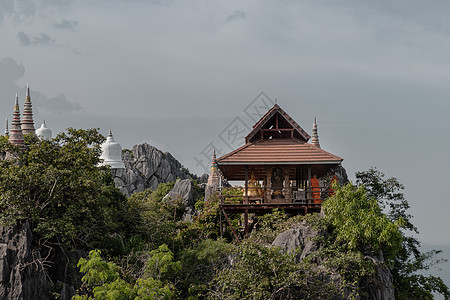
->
left=26, top=83, right=30, bottom=98
left=311, top=116, right=321, bottom=148
left=213, top=149, right=216, bottom=161
left=108, top=128, right=112, bottom=137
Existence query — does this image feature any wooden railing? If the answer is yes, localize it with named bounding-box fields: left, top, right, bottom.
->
left=220, top=186, right=335, bottom=205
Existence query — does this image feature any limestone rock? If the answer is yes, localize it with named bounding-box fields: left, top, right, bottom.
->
left=164, top=179, right=196, bottom=208
left=0, top=220, right=51, bottom=300
left=271, top=222, right=319, bottom=260
left=112, top=143, right=199, bottom=197
left=272, top=222, right=395, bottom=300
left=364, top=256, right=395, bottom=300
left=164, top=179, right=198, bottom=220
left=204, top=184, right=218, bottom=201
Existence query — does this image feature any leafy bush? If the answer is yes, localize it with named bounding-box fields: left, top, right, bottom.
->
left=74, top=245, right=180, bottom=300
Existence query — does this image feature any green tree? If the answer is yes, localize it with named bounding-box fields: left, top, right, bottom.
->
left=125, top=182, right=184, bottom=253
left=209, top=240, right=340, bottom=300
left=0, top=128, right=133, bottom=285
left=355, top=167, right=450, bottom=299
left=322, top=183, right=404, bottom=260
left=74, top=246, right=179, bottom=300
left=178, top=238, right=233, bottom=299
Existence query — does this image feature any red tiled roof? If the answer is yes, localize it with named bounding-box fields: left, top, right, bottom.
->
left=245, top=104, right=311, bottom=143
left=217, top=138, right=343, bottom=165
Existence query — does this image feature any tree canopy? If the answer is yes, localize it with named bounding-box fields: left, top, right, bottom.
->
left=0, top=131, right=447, bottom=299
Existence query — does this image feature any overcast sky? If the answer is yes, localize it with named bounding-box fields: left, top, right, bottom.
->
left=1, top=0, right=450, bottom=271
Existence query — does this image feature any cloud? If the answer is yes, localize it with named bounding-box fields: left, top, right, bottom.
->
left=35, top=93, right=82, bottom=114
left=227, top=10, right=246, bottom=22
left=0, top=0, right=74, bottom=24
left=16, top=32, right=31, bottom=46
left=0, top=57, right=25, bottom=81
left=53, top=18, right=78, bottom=31
left=0, top=0, right=14, bottom=23
left=17, top=32, right=55, bottom=47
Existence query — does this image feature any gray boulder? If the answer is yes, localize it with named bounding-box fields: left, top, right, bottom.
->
left=164, top=179, right=198, bottom=220
left=271, top=222, right=319, bottom=260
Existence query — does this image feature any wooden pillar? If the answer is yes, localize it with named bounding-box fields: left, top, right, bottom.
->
left=219, top=210, right=223, bottom=238
left=244, top=165, right=249, bottom=235
left=307, top=165, right=312, bottom=203
left=265, top=167, right=272, bottom=203
left=245, top=165, right=249, bottom=204
left=284, top=167, right=291, bottom=201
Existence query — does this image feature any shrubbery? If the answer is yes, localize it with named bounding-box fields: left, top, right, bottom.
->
left=0, top=131, right=447, bottom=299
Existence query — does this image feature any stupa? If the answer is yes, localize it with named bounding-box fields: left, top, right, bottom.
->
left=35, top=121, right=52, bottom=140
left=99, top=129, right=125, bottom=169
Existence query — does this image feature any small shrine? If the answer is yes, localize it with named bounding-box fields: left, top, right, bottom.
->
left=215, top=104, right=343, bottom=235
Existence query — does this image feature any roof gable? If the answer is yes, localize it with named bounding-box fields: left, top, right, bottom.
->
left=245, top=104, right=311, bottom=144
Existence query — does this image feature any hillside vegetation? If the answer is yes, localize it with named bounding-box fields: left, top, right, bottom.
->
left=0, top=129, right=448, bottom=299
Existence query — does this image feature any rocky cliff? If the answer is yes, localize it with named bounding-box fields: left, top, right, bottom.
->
left=0, top=220, right=51, bottom=300
left=112, top=143, right=206, bottom=197
left=272, top=222, right=395, bottom=300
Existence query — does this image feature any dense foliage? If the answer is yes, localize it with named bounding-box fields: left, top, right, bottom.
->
left=355, top=168, right=450, bottom=300
left=0, top=131, right=448, bottom=299
left=0, top=130, right=130, bottom=250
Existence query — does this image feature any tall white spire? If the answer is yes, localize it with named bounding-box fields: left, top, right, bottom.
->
left=4, top=118, right=9, bottom=136
left=311, top=117, right=320, bottom=148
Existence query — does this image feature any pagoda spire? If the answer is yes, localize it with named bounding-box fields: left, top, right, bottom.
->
left=311, top=117, right=320, bottom=148
left=9, top=94, right=25, bottom=147
left=21, top=83, right=35, bottom=135
left=207, top=150, right=220, bottom=186
left=4, top=118, right=9, bottom=136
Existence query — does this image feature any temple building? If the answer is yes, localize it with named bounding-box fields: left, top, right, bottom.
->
left=3, top=86, right=125, bottom=170
left=215, top=104, right=344, bottom=235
